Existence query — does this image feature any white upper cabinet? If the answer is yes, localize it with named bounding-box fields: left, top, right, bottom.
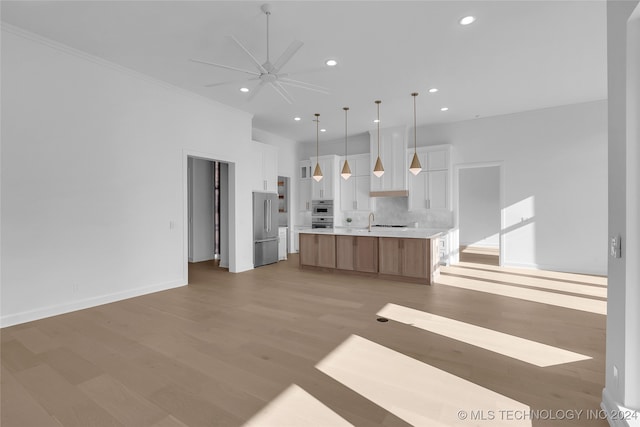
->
left=369, top=126, right=408, bottom=194
left=299, top=160, right=312, bottom=180
left=298, top=160, right=312, bottom=212
left=407, top=145, right=452, bottom=211
left=299, top=178, right=312, bottom=212
left=340, top=154, right=371, bottom=211
left=252, top=141, right=278, bottom=193
left=310, top=155, right=339, bottom=200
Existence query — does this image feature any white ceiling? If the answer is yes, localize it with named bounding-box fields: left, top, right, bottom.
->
left=1, top=1, right=607, bottom=144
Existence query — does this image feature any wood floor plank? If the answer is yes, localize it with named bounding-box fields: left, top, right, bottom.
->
left=79, top=374, right=167, bottom=426
left=1, top=256, right=608, bottom=427
left=10, top=326, right=60, bottom=354
left=13, top=364, right=123, bottom=427
left=1, top=339, right=42, bottom=373
left=38, top=347, right=103, bottom=385
left=0, top=366, right=61, bottom=427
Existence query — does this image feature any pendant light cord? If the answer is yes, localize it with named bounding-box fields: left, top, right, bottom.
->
left=376, top=100, right=381, bottom=156
left=413, top=93, right=418, bottom=153
left=344, top=107, right=349, bottom=158
left=315, top=113, right=320, bottom=159
left=266, top=10, right=270, bottom=63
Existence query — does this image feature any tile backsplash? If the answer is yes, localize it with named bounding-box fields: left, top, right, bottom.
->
left=343, top=197, right=453, bottom=229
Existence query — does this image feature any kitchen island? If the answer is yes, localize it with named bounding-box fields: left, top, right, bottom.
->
left=299, top=228, right=445, bottom=285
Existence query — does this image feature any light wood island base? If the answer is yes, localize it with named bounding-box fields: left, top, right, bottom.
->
left=299, top=232, right=440, bottom=285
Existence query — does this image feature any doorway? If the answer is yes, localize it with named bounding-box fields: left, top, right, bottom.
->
left=455, top=163, right=503, bottom=266
left=187, top=157, right=230, bottom=270
left=277, top=176, right=291, bottom=256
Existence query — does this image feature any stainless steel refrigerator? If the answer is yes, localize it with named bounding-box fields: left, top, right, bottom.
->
left=253, top=192, right=279, bottom=267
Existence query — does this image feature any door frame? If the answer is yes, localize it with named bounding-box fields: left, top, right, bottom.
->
left=452, top=161, right=505, bottom=266
left=183, top=149, right=236, bottom=282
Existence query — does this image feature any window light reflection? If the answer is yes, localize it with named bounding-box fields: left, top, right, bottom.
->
left=316, top=335, right=531, bottom=427
left=377, top=304, right=592, bottom=367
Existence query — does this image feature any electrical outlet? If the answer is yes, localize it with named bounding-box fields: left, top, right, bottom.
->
left=613, top=365, right=619, bottom=388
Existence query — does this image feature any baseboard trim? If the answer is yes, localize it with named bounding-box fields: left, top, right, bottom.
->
left=602, top=388, right=640, bottom=427
left=1, top=279, right=187, bottom=328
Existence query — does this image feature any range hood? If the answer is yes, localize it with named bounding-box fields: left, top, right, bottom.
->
left=369, top=190, right=409, bottom=198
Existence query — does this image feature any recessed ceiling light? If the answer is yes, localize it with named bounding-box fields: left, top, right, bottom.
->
left=294, top=117, right=301, bottom=121
left=428, top=88, right=439, bottom=93
left=240, top=87, right=250, bottom=93
left=320, top=128, right=327, bottom=132
left=459, top=16, right=476, bottom=26
left=373, top=119, right=380, bottom=123
left=441, top=107, right=449, bottom=111
left=325, top=59, right=338, bottom=67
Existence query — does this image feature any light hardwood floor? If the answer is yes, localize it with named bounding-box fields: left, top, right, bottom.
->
left=1, top=256, right=607, bottom=426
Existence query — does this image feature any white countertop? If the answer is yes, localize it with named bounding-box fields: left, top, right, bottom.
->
left=299, top=227, right=448, bottom=239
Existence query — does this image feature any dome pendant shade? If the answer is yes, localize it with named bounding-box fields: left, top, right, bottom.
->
left=313, top=162, right=323, bottom=182
left=409, top=152, right=422, bottom=175
left=373, top=156, right=385, bottom=177
left=341, top=160, right=352, bottom=180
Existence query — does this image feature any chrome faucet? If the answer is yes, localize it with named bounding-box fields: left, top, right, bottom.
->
left=368, top=212, right=375, bottom=232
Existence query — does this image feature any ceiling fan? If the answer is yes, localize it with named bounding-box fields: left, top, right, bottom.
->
left=191, top=3, right=329, bottom=104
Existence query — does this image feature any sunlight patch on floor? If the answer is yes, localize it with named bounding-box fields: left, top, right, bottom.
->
left=453, top=262, right=607, bottom=286
left=243, top=384, right=353, bottom=427
left=316, top=335, right=531, bottom=427
left=444, top=265, right=607, bottom=298
left=436, top=274, right=606, bottom=315
left=377, top=303, right=592, bottom=367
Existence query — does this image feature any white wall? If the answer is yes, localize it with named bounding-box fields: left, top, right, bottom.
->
left=418, top=101, right=608, bottom=275
left=300, top=132, right=370, bottom=159
left=459, top=166, right=501, bottom=248
left=604, top=0, right=640, bottom=420
left=1, top=26, right=256, bottom=326
left=190, top=158, right=214, bottom=263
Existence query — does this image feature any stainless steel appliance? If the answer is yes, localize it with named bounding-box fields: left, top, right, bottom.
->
left=312, top=216, right=334, bottom=229
left=253, top=192, right=279, bottom=267
left=312, top=200, right=333, bottom=216
left=311, top=200, right=334, bottom=229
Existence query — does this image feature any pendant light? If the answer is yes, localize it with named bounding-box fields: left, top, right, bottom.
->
left=373, top=100, right=385, bottom=177
left=341, top=107, right=352, bottom=180
left=409, top=92, right=423, bottom=175
left=312, top=113, right=323, bottom=182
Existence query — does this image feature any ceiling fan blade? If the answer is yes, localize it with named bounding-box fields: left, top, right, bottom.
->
left=279, top=78, right=330, bottom=95
left=246, top=81, right=266, bottom=102
left=204, top=77, right=259, bottom=88
left=229, top=35, right=268, bottom=74
left=272, top=40, right=304, bottom=73
left=269, top=82, right=294, bottom=104
left=190, top=59, right=259, bottom=76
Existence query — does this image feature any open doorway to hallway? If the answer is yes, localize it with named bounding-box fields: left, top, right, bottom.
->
left=187, top=157, right=230, bottom=274
left=458, top=165, right=502, bottom=266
